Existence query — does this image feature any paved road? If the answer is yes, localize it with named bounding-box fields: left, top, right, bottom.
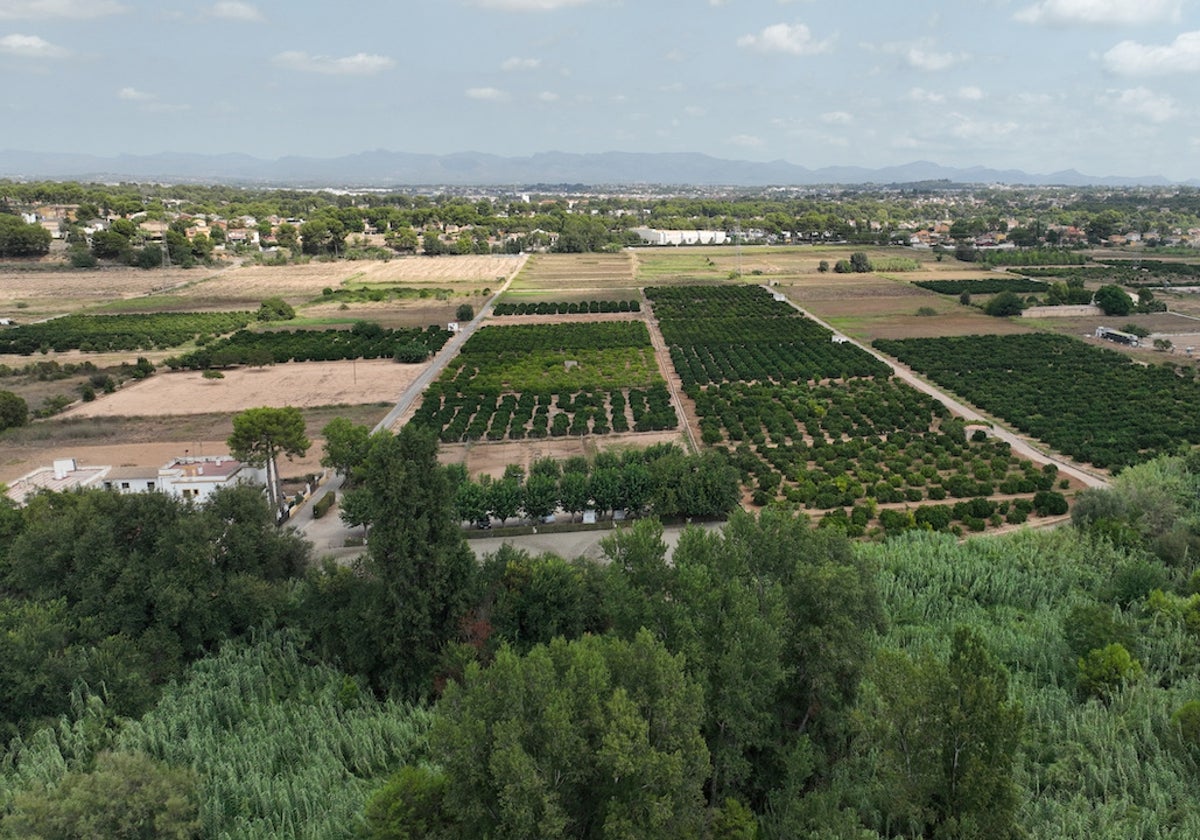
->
left=288, top=255, right=528, bottom=542
left=466, top=519, right=724, bottom=562
left=770, top=287, right=1110, bottom=490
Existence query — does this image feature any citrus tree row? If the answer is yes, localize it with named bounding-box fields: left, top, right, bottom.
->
left=168, top=323, right=449, bottom=369
left=0, top=311, right=252, bottom=354
left=695, top=379, right=1054, bottom=518
left=1023, top=261, right=1200, bottom=287
left=461, top=321, right=651, bottom=354
left=874, top=333, right=1200, bottom=469
left=913, top=277, right=1047, bottom=295
left=413, top=384, right=676, bottom=443
left=645, top=284, right=794, bottom=320
left=492, top=300, right=640, bottom=316
left=647, top=285, right=888, bottom=386
left=413, top=321, right=676, bottom=442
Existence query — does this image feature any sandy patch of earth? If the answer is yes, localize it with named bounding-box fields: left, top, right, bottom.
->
left=61, top=359, right=429, bottom=418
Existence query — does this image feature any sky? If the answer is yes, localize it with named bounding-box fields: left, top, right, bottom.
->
left=2, top=0, right=1200, bottom=180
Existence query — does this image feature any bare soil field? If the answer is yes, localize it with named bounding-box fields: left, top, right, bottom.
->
left=774, top=275, right=1033, bottom=342
left=0, top=266, right=202, bottom=319
left=633, top=246, right=977, bottom=285
left=510, top=252, right=636, bottom=291
left=177, top=255, right=522, bottom=306
left=61, top=359, right=428, bottom=418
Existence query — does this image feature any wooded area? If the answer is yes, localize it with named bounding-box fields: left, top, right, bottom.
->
left=2, top=423, right=1200, bottom=838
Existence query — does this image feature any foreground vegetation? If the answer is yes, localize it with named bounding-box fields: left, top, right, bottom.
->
left=2, top=416, right=1199, bottom=837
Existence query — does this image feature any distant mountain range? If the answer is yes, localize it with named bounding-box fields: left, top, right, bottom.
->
left=0, top=149, right=1192, bottom=189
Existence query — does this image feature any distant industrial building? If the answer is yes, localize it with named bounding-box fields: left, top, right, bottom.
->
left=632, top=227, right=728, bottom=246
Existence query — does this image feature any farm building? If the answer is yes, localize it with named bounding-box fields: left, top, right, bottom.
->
left=1095, top=326, right=1140, bottom=347
left=153, top=456, right=266, bottom=503
left=6, top=455, right=264, bottom=506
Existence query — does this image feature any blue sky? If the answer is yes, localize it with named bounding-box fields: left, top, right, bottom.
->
left=2, top=0, right=1199, bottom=179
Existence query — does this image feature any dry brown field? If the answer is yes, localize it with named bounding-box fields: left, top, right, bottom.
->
left=61, top=359, right=426, bottom=419
left=506, top=252, right=638, bottom=299
left=175, top=255, right=520, bottom=307
left=0, top=265, right=203, bottom=320
left=775, top=274, right=1035, bottom=342
left=437, top=430, right=689, bottom=481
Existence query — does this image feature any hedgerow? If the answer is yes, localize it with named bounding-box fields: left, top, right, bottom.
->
left=914, top=278, right=1048, bottom=295
left=169, top=324, right=450, bottom=369
left=0, top=311, right=252, bottom=354
left=492, top=300, right=640, bottom=316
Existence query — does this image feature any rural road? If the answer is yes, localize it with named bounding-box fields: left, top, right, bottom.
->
left=289, top=254, right=528, bottom=544
left=771, top=287, right=1111, bottom=490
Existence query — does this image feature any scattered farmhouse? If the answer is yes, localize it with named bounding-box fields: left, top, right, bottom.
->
left=5, top=455, right=264, bottom=506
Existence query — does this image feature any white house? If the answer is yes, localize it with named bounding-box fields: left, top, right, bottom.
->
left=154, top=456, right=266, bottom=503
left=7, top=455, right=265, bottom=506
left=5, top=458, right=111, bottom=505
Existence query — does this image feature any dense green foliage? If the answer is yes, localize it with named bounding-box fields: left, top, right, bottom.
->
left=0, top=487, right=308, bottom=740
left=452, top=444, right=741, bottom=524
left=0, top=391, right=27, bottom=432
left=984, top=290, right=1026, bottom=317
left=0, top=311, right=251, bottom=355
left=978, top=248, right=1086, bottom=267
left=169, top=323, right=449, bottom=369
left=492, top=299, right=640, bottom=316
left=4, top=448, right=1200, bottom=837
left=432, top=631, right=710, bottom=838
left=875, top=333, right=1200, bottom=469
left=0, top=215, right=52, bottom=257
left=914, top=277, right=1048, bottom=295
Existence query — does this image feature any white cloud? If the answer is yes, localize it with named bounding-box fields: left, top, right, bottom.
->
left=907, top=87, right=945, bottom=104
left=684, top=105, right=707, bottom=117
left=501, top=56, right=540, bottom=70
left=117, top=86, right=153, bottom=101
left=537, top=90, right=559, bottom=102
left=906, top=46, right=966, bottom=71
left=950, top=115, right=1018, bottom=140
left=1015, top=0, right=1180, bottom=26
left=957, top=86, right=984, bottom=100
left=737, top=22, right=831, bottom=56
left=0, top=32, right=67, bottom=57
left=465, top=86, right=510, bottom=102
left=210, top=1, right=263, bottom=22
left=728, top=133, right=764, bottom=148
left=820, top=110, right=853, bottom=124
left=1107, top=87, right=1179, bottom=123
left=664, top=48, right=684, bottom=62
left=1104, top=31, right=1200, bottom=76
left=472, top=0, right=595, bottom=9
left=272, top=51, right=394, bottom=76
left=0, top=0, right=126, bottom=19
